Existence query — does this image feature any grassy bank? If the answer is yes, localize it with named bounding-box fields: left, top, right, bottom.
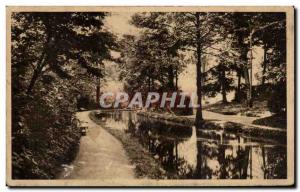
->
left=252, top=114, right=286, bottom=129
left=89, top=111, right=169, bottom=179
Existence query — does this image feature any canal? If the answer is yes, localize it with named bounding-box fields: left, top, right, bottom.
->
left=95, top=110, right=287, bottom=179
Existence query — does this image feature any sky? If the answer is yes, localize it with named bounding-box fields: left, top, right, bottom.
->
left=102, top=13, right=137, bottom=92
left=103, top=13, right=264, bottom=102
left=104, top=12, right=139, bottom=37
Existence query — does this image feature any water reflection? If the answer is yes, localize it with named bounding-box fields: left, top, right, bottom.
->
left=100, top=110, right=287, bottom=179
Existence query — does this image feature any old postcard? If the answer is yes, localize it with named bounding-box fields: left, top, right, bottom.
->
left=6, top=6, right=294, bottom=187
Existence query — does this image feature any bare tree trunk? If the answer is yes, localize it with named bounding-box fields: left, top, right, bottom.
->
left=26, top=35, right=51, bottom=94
left=202, top=57, right=206, bottom=101
left=236, top=68, right=242, bottom=102
left=248, top=29, right=254, bottom=108
left=96, top=85, right=100, bottom=105
left=148, top=75, right=151, bottom=92
left=96, top=76, right=100, bottom=106
left=220, top=68, right=228, bottom=104
left=168, top=65, right=175, bottom=90
left=243, top=64, right=250, bottom=90
left=151, top=77, right=154, bottom=91
left=26, top=52, right=46, bottom=94
left=243, top=57, right=251, bottom=106
left=262, top=43, right=267, bottom=86
left=195, top=12, right=203, bottom=127
left=175, top=67, right=178, bottom=90
left=243, top=66, right=253, bottom=107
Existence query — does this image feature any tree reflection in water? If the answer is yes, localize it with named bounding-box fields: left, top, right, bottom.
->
left=101, top=110, right=287, bottom=179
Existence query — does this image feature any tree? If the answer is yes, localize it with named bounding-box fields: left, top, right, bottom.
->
left=130, top=12, right=235, bottom=124
left=172, top=12, right=226, bottom=126
left=11, top=12, right=116, bottom=178
left=13, top=12, right=116, bottom=94
left=203, top=51, right=236, bottom=104
left=253, top=13, right=286, bottom=86
left=223, top=13, right=253, bottom=104
left=227, top=13, right=285, bottom=106
left=119, top=13, right=186, bottom=93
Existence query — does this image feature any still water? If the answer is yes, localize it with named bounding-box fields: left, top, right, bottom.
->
left=99, top=110, right=287, bottom=179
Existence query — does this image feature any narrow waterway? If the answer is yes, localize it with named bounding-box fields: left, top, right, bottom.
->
left=97, top=110, right=287, bottom=179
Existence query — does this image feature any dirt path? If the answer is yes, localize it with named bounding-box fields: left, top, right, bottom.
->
left=202, top=110, right=285, bottom=131
left=59, top=111, right=135, bottom=179
left=184, top=110, right=285, bottom=132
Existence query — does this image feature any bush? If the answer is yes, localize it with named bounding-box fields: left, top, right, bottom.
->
left=12, top=79, right=81, bottom=179
left=267, top=81, right=286, bottom=114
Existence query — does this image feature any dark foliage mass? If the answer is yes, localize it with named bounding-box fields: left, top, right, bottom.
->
left=120, top=12, right=286, bottom=120
left=11, top=12, right=116, bottom=179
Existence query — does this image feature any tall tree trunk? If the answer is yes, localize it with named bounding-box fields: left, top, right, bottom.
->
left=220, top=68, right=228, bottom=104
left=248, top=30, right=254, bottom=108
left=242, top=47, right=251, bottom=106
left=243, top=66, right=250, bottom=102
left=151, top=77, right=154, bottom=91
left=96, top=85, right=100, bottom=105
left=96, top=76, right=100, bottom=106
left=175, top=67, right=178, bottom=90
left=148, top=75, right=151, bottom=92
left=262, top=43, right=267, bottom=86
left=168, top=65, right=174, bottom=90
left=195, top=12, right=203, bottom=127
left=202, top=57, right=206, bottom=101
left=26, top=52, right=46, bottom=94
left=243, top=64, right=250, bottom=87
left=236, top=68, right=242, bottom=102
left=26, top=35, right=51, bottom=94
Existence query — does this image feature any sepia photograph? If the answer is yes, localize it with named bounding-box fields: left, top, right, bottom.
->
left=6, top=6, right=294, bottom=187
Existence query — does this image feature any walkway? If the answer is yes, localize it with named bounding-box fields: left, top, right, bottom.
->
left=59, top=111, right=135, bottom=179
left=185, top=110, right=286, bottom=132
